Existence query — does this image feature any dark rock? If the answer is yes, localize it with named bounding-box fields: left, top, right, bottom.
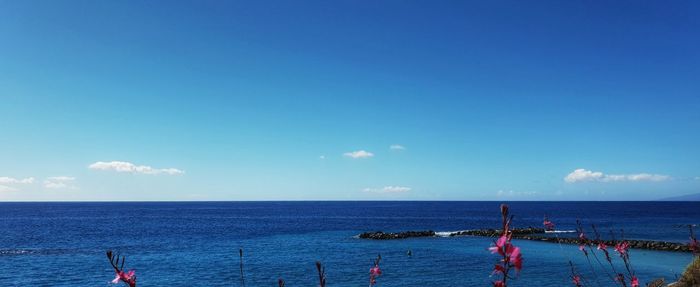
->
left=358, top=230, right=436, bottom=240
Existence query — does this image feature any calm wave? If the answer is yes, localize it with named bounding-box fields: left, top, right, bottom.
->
left=1, top=201, right=698, bottom=286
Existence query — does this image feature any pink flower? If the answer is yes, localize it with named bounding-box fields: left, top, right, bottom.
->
left=370, top=266, right=381, bottom=276
left=490, top=235, right=508, bottom=255
left=614, top=241, right=630, bottom=255
left=597, top=242, right=611, bottom=261
left=111, top=270, right=136, bottom=287
left=578, top=244, right=588, bottom=256
left=631, top=276, right=639, bottom=287
left=369, top=255, right=382, bottom=287
left=489, top=204, right=523, bottom=287
left=496, top=235, right=507, bottom=248
left=572, top=275, right=581, bottom=286
left=492, top=264, right=506, bottom=274
left=543, top=219, right=555, bottom=231
left=597, top=242, right=607, bottom=250
left=509, top=246, right=522, bottom=272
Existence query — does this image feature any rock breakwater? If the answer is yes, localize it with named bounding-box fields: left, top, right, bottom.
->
left=358, top=228, right=692, bottom=253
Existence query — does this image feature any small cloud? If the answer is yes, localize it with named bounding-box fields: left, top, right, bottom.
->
left=363, top=186, right=411, bottom=193
left=0, top=177, right=34, bottom=192
left=89, top=161, right=184, bottom=175
left=0, top=177, right=35, bottom=184
left=319, top=155, right=326, bottom=160
left=44, top=176, right=77, bottom=189
left=389, top=144, right=406, bottom=151
left=564, top=168, right=670, bottom=183
left=496, top=190, right=511, bottom=196
left=343, top=150, right=374, bottom=159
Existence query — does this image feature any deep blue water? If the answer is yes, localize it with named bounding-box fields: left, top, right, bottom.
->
left=0, top=201, right=698, bottom=286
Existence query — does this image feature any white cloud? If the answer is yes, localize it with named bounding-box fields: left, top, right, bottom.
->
left=389, top=144, right=405, bottom=151
left=0, top=177, right=35, bottom=184
left=564, top=169, right=604, bottom=182
left=89, top=161, right=184, bottom=175
left=319, top=155, right=326, bottom=160
left=44, top=176, right=77, bottom=189
left=343, top=150, right=374, bottom=159
left=363, top=186, right=411, bottom=193
left=0, top=176, right=35, bottom=192
left=564, top=168, right=670, bottom=183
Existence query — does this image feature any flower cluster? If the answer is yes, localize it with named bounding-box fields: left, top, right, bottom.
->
left=111, top=270, right=136, bottom=286
left=592, top=225, right=612, bottom=264
left=369, top=254, right=382, bottom=286
left=543, top=215, right=556, bottom=231
left=106, top=250, right=136, bottom=287
left=614, top=241, right=630, bottom=256
left=569, top=261, right=582, bottom=287
left=613, top=233, right=637, bottom=286
left=576, top=220, right=589, bottom=256
left=570, top=222, right=645, bottom=287
left=489, top=204, right=523, bottom=287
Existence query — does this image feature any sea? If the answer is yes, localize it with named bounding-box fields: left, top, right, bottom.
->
left=0, top=201, right=698, bottom=286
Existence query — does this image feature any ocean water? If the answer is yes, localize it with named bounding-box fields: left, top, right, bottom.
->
left=0, top=201, right=698, bottom=286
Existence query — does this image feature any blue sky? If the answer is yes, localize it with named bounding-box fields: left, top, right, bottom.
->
left=1, top=1, right=698, bottom=201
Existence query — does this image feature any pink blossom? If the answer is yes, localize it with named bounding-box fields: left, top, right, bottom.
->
left=369, top=255, right=382, bottom=287
left=370, top=266, right=381, bottom=276
left=690, top=234, right=699, bottom=255
left=614, top=241, right=630, bottom=255
left=631, top=276, right=639, bottom=287
left=492, top=264, right=506, bottom=274
left=572, top=275, right=581, bottom=286
left=597, top=242, right=611, bottom=261
left=489, top=204, right=523, bottom=287
left=597, top=242, right=607, bottom=250
left=543, top=217, right=555, bottom=231
left=496, top=235, right=507, bottom=248
left=509, top=246, right=522, bottom=272
left=490, top=235, right=508, bottom=255
left=111, top=270, right=136, bottom=287
left=578, top=244, right=588, bottom=256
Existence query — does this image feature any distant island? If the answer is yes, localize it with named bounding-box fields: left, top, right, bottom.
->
left=660, top=193, right=700, bottom=201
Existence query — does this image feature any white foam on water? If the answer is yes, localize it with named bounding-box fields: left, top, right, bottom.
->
left=545, top=230, right=576, bottom=233
left=0, top=249, right=33, bottom=256
left=435, top=230, right=471, bottom=237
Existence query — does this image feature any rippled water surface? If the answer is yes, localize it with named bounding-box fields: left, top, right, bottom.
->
left=0, top=201, right=698, bottom=286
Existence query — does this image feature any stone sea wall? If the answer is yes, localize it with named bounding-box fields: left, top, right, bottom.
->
left=358, top=228, right=692, bottom=253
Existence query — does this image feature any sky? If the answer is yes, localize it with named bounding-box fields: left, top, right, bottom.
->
left=1, top=0, right=699, bottom=201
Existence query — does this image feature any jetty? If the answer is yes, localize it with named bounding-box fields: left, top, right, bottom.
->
left=358, top=228, right=692, bottom=253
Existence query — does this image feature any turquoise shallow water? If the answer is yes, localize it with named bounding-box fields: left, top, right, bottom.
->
left=0, top=201, right=697, bottom=286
